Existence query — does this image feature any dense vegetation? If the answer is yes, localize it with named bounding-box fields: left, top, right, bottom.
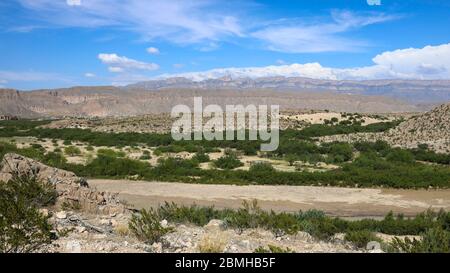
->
left=132, top=201, right=450, bottom=252
left=2, top=138, right=450, bottom=188
left=1, top=119, right=449, bottom=189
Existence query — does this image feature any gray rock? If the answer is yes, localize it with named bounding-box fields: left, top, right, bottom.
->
left=204, top=219, right=226, bottom=232
left=65, top=240, right=82, bottom=253
left=55, top=211, right=67, bottom=219
left=366, top=241, right=381, bottom=251
left=151, top=242, right=163, bottom=253
left=160, top=219, right=168, bottom=228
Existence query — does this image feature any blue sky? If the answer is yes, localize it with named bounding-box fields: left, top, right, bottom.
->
left=1, top=0, right=450, bottom=89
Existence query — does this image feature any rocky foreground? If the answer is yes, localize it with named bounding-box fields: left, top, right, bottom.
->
left=0, top=153, right=390, bottom=253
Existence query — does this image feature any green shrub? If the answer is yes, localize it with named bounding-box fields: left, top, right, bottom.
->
left=214, top=154, right=243, bottom=169
left=253, top=244, right=294, bottom=253
left=43, top=152, right=67, bottom=169
left=249, top=162, right=275, bottom=173
left=97, top=148, right=125, bottom=158
left=139, top=154, right=152, bottom=160
left=345, top=230, right=381, bottom=248
left=386, top=149, right=415, bottom=164
left=128, top=209, right=173, bottom=244
left=192, top=152, right=210, bottom=163
left=64, top=146, right=81, bottom=156
left=390, top=228, right=450, bottom=253
left=0, top=176, right=56, bottom=253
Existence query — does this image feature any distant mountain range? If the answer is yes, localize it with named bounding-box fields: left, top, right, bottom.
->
left=1, top=77, right=450, bottom=118
left=129, top=77, right=450, bottom=104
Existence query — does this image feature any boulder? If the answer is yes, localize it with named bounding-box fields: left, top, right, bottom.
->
left=366, top=241, right=381, bottom=251
left=204, top=219, right=226, bottom=232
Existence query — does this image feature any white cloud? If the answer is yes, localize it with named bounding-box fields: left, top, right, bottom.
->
left=146, top=47, right=160, bottom=55
left=156, top=43, right=450, bottom=81
left=251, top=11, right=398, bottom=53
left=84, top=72, right=96, bottom=77
left=108, top=67, right=124, bottom=73
left=66, top=0, right=81, bottom=6
left=98, top=53, right=159, bottom=73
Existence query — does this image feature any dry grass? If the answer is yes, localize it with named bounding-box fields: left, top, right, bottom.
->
left=114, top=224, right=130, bottom=236
left=197, top=231, right=229, bottom=253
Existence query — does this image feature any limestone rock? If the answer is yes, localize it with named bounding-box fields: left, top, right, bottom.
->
left=366, top=241, right=381, bottom=251
left=204, top=219, right=226, bottom=232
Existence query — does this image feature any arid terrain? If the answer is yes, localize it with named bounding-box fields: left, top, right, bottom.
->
left=89, top=179, right=450, bottom=218
left=1, top=80, right=449, bottom=253
left=3, top=77, right=450, bottom=119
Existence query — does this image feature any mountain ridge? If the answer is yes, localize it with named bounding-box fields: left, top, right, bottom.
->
left=1, top=77, right=450, bottom=118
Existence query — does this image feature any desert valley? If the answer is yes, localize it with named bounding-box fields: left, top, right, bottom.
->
left=1, top=76, right=449, bottom=253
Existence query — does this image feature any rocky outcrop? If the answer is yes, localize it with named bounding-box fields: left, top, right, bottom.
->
left=0, top=153, right=127, bottom=214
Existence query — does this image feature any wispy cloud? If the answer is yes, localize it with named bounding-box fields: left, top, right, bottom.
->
left=84, top=72, right=96, bottom=78
left=14, top=1, right=395, bottom=53
left=16, top=0, right=244, bottom=45
left=0, top=70, right=68, bottom=82
left=173, top=63, right=185, bottom=69
left=251, top=10, right=399, bottom=53
left=98, top=53, right=159, bottom=73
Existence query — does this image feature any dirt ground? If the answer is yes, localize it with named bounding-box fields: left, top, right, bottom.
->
left=89, top=179, right=450, bottom=218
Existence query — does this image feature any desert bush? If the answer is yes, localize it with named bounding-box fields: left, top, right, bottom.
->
left=152, top=202, right=450, bottom=245
left=0, top=176, right=56, bottom=253
left=192, top=152, right=210, bottom=163
left=139, top=154, right=151, bottom=160
left=64, top=146, right=81, bottom=156
left=214, top=154, right=243, bottom=169
left=386, top=149, right=415, bottom=164
left=390, top=228, right=450, bottom=253
left=97, top=148, right=125, bottom=158
left=253, top=244, right=294, bottom=253
left=43, top=152, right=67, bottom=169
left=0, top=141, right=17, bottom=160
left=114, top=224, right=130, bottom=236
left=345, top=230, right=381, bottom=248
left=157, top=202, right=224, bottom=226
left=128, top=208, right=173, bottom=244
left=197, top=231, right=229, bottom=253
left=249, top=162, right=275, bottom=173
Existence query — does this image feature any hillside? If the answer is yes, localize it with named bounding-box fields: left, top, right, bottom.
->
left=0, top=86, right=422, bottom=118
left=387, top=103, right=450, bottom=151
left=320, top=103, right=450, bottom=153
